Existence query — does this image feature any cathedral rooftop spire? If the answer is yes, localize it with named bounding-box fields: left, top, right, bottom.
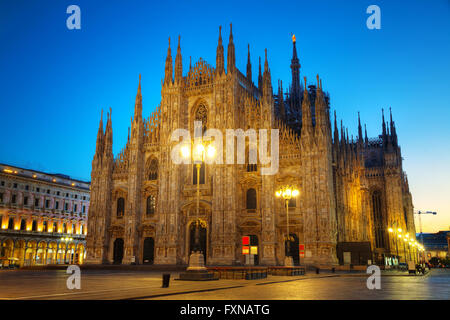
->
left=258, top=56, right=262, bottom=90
left=174, top=35, right=183, bottom=84
left=134, top=74, right=142, bottom=120
left=216, top=26, right=224, bottom=75
left=246, top=43, right=252, bottom=83
left=358, top=111, right=363, bottom=143
left=164, top=37, right=173, bottom=85
left=227, top=23, right=235, bottom=73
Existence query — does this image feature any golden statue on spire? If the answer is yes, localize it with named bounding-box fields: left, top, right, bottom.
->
left=292, top=34, right=296, bottom=43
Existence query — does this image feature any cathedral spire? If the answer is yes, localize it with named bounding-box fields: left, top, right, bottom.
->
left=364, top=123, right=368, bottom=146
left=134, top=74, right=142, bottom=121
left=216, top=26, right=224, bottom=75
left=95, top=109, right=104, bottom=157
left=301, top=76, right=313, bottom=137
left=381, top=108, right=387, bottom=146
left=290, top=34, right=301, bottom=112
left=104, top=107, right=113, bottom=157
left=164, top=37, right=173, bottom=85
left=333, top=110, right=339, bottom=145
left=315, top=74, right=326, bottom=129
left=278, top=80, right=286, bottom=120
left=262, top=49, right=272, bottom=102
left=358, top=111, right=363, bottom=143
left=227, top=23, right=235, bottom=73
left=258, top=56, right=262, bottom=90
left=246, top=43, right=252, bottom=83
left=174, top=35, right=183, bottom=84
left=389, top=107, right=398, bottom=145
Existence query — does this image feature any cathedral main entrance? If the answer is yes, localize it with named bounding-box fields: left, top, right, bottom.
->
left=188, top=222, right=207, bottom=264
left=113, top=238, right=124, bottom=264
left=142, top=237, right=154, bottom=264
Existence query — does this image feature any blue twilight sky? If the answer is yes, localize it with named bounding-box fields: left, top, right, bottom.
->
left=0, top=0, right=449, bottom=232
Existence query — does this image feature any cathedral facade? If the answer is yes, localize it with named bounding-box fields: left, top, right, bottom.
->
left=86, top=25, right=415, bottom=266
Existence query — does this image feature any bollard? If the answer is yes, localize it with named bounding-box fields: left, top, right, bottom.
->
left=162, top=273, right=170, bottom=288
left=316, top=268, right=320, bottom=274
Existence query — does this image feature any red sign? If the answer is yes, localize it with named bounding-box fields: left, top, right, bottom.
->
left=299, top=244, right=305, bottom=258
left=242, top=236, right=250, bottom=246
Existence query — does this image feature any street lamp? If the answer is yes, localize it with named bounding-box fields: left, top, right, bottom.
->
left=388, top=227, right=400, bottom=266
left=276, top=186, right=299, bottom=267
left=181, top=139, right=216, bottom=271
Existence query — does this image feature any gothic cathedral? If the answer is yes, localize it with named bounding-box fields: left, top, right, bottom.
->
left=86, top=25, right=415, bottom=266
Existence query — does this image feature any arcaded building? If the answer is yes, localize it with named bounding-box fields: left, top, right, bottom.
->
left=0, top=163, right=89, bottom=266
left=86, top=26, right=416, bottom=266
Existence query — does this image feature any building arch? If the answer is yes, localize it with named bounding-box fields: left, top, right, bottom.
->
left=146, top=158, right=158, bottom=181
left=371, top=190, right=386, bottom=249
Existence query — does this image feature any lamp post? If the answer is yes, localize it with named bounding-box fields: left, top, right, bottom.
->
left=388, top=227, right=400, bottom=266
left=181, top=140, right=216, bottom=271
left=276, top=186, right=299, bottom=267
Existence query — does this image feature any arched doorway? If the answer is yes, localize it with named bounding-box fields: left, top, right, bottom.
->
left=188, top=221, right=207, bottom=263
left=285, top=234, right=300, bottom=266
left=113, top=238, right=124, bottom=264
left=142, top=238, right=154, bottom=264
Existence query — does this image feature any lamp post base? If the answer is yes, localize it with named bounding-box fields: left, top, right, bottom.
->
left=178, top=251, right=218, bottom=281
left=186, top=251, right=207, bottom=271
left=284, top=256, right=294, bottom=267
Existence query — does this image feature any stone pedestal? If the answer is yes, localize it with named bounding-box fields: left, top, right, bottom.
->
left=186, top=251, right=207, bottom=271
left=284, top=256, right=294, bottom=267
left=178, top=251, right=218, bottom=281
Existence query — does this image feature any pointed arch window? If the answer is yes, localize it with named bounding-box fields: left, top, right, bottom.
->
left=246, top=188, right=257, bottom=210
left=117, top=198, right=125, bottom=218
left=195, top=104, right=208, bottom=133
left=148, top=159, right=158, bottom=180
left=146, top=195, right=156, bottom=215
left=372, top=190, right=385, bottom=248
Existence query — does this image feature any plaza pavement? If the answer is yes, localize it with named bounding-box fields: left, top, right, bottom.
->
left=0, top=268, right=446, bottom=300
